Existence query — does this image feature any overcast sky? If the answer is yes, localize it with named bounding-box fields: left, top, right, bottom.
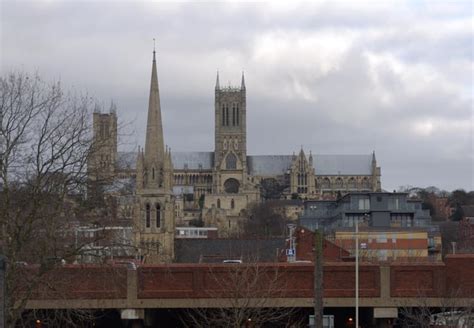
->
left=1, top=0, right=472, bottom=192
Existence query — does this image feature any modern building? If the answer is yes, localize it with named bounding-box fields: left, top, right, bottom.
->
left=299, top=192, right=442, bottom=261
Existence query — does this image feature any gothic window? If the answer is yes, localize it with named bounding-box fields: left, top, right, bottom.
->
left=225, top=153, right=237, bottom=170
left=217, top=199, right=221, bottom=209
left=322, top=178, right=331, bottom=189
left=152, top=167, right=155, bottom=180
left=335, top=178, right=343, bottom=189
left=224, top=178, right=240, bottom=194
left=145, top=204, right=151, bottom=228
left=223, top=139, right=228, bottom=150
left=362, top=178, right=370, bottom=190
left=348, top=178, right=356, bottom=189
left=159, top=167, right=163, bottom=187
left=231, top=199, right=235, bottom=209
left=222, top=105, right=226, bottom=126
left=236, top=105, right=239, bottom=126
left=232, top=104, right=236, bottom=126
left=233, top=139, right=238, bottom=150
left=156, top=203, right=161, bottom=228
left=225, top=105, right=229, bottom=126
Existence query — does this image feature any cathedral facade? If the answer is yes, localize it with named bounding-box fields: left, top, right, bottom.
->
left=88, top=51, right=382, bottom=261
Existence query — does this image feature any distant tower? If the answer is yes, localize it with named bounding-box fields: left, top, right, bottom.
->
left=290, top=148, right=316, bottom=196
left=88, top=103, right=118, bottom=182
left=371, top=151, right=381, bottom=191
left=134, top=48, right=175, bottom=263
left=213, top=71, right=247, bottom=194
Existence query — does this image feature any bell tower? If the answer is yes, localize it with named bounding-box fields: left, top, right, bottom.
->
left=213, top=72, right=247, bottom=193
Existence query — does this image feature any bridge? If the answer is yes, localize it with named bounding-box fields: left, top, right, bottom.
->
left=20, top=254, right=474, bottom=326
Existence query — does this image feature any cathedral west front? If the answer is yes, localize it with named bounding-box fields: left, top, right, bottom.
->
left=88, top=50, right=382, bottom=262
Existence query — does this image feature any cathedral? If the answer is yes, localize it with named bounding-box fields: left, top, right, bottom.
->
left=88, top=50, right=382, bottom=262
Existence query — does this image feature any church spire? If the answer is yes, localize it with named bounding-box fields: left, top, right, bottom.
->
left=144, top=47, right=165, bottom=166
left=241, top=71, right=245, bottom=90
left=215, top=70, right=220, bottom=90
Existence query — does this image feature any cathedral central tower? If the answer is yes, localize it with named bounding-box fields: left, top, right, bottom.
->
left=213, top=73, right=247, bottom=193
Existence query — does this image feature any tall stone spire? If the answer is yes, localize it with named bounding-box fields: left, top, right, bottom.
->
left=215, top=71, right=220, bottom=90
left=144, top=48, right=165, bottom=166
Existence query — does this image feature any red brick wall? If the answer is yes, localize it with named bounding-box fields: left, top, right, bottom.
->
left=390, top=263, right=445, bottom=297
left=21, top=265, right=127, bottom=300
left=445, top=254, right=474, bottom=297
left=137, top=263, right=380, bottom=299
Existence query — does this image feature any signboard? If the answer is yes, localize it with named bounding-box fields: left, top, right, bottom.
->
left=286, top=249, right=295, bottom=256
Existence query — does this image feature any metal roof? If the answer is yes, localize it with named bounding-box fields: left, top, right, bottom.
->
left=171, top=152, right=214, bottom=170
left=247, top=154, right=372, bottom=176
left=314, top=154, right=372, bottom=175
left=117, top=151, right=372, bottom=175
left=247, top=155, right=293, bottom=176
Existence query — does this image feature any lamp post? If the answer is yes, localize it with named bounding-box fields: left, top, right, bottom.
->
left=356, top=214, right=369, bottom=328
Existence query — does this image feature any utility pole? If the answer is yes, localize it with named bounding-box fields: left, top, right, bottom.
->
left=314, top=229, right=323, bottom=328
left=355, top=220, right=359, bottom=328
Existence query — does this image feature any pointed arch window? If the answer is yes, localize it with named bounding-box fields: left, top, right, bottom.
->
left=236, top=104, right=239, bottom=126
left=222, top=105, right=226, bottom=126
left=232, top=104, right=236, bottom=126
left=152, top=167, right=155, bottom=180
left=225, top=153, right=237, bottom=170
left=217, top=199, right=221, bottom=209
left=145, top=204, right=151, bottom=228
left=156, top=203, right=161, bottom=228
left=225, top=105, right=229, bottom=126
left=231, top=199, right=235, bottom=209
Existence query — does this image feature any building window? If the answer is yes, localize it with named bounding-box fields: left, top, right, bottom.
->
left=225, top=153, right=237, bottom=170
left=156, top=203, right=161, bottom=228
left=322, top=178, right=331, bottom=189
left=236, top=105, right=239, bottom=126
left=335, top=178, right=343, bottom=189
left=224, top=178, right=240, bottom=194
left=348, top=178, right=356, bottom=189
left=217, top=199, right=221, bottom=209
left=225, top=105, right=229, bottom=126
left=222, top=105, right=226, bottom=126
left=232, top=104, right=236, bottom=126
left=145, top=203, right=151, bottom=228
left=358, top=198, right=370, bottom=210
left=231, top=199, right=235, bottom=209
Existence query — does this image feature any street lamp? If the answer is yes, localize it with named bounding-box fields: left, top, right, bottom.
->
left=355, top=213, right=369, bottom=328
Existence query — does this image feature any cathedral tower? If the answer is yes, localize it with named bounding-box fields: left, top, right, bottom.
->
left=213, top=72, right=247, bottom=194
left=134, top=49, right=175, bottom=263
left=88, top=104, right=117, bottom=182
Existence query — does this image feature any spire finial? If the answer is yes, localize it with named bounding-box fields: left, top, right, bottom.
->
left=241, top=70, right=245, bottom=89
left=153, top=38, right=156, bottom=61
left=215, top=70, right=220, bottom=90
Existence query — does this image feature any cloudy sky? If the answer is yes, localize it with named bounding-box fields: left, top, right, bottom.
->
left=1, top=0, right=472, bottom=192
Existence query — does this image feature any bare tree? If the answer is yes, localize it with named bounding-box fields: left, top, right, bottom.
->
left=0, top=71, right=122, bottom=326
left=398, top=286, right=474, bottom=327
left=181, top=262, right=303, bottom=327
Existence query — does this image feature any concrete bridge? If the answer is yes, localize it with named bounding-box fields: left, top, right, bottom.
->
left=21, top=254, right=474, bottom=326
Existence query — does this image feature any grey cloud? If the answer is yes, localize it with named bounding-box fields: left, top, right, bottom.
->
left=1, top=0, right=472, bottom=191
